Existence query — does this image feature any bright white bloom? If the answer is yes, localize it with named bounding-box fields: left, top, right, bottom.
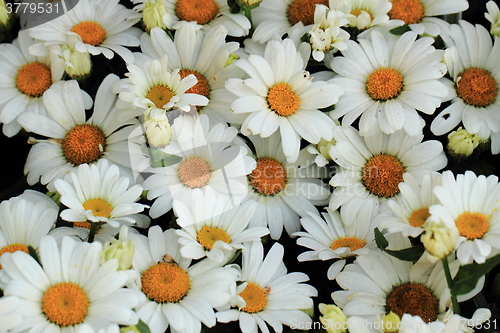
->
left=129, top=226, right=239, bottom=333
left=0, top=235, right=143, bottom=332
left=431, top=21, right=500, bottom=154
left=227, top=38, right=343, bottom=162
left=330, top=30, right=449, bottom=136
left=217, top=242, right=317, bottom=333
left=486, top=1, right=500, bottom=37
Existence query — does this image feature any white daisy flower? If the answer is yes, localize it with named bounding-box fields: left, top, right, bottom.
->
left=0, top=235, right=143, bottom=332
left=330, top=30, right=449, bottom=136
left=129, top=226, right=239, bottom=333
left=227, top=38, right=343, bottom=162
left=174, top=187, right=269, bottom=262
left=142, top=114, right=255, bottom=219
left=135, top=24, right=247, bottom=125
left=54, top=159, right=147, bottom=230
left=245, top=132, right=331, bottom=240
left=431, top=21, right=500, bottom=154
left=18, top=74, right=140, bottom=190
left=329, top=124, right=447, bottom=212
left=294, top=200, right=378, bottom=281
left=29, top=0, right=142, bottom=64
left=0, top=31, right=64, bottom=137
left=217, top=242, right=317, bottom=333
left=0, top=296, right=22, bottom=331
left=376, top=172, right=442, bottom=238
left=430, top=170, right=500, bottom=264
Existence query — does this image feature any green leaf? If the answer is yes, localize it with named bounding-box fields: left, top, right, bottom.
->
left=28, top=245, right=41, bottom=266
left=451, top=253, right=500, bottom=296
left=390, top=25, right=411, bottom=35
left=136, top=319, right=151, bottom=333
left=141, top=144, right=183, bottom=168
left=374, top=227, right=389, bottom=249
left=374, top=228, right=424, bottom=262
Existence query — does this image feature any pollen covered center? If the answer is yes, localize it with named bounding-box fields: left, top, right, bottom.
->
left=362, top=154, right=405, bottom=198
left=147, top=85, right=175, bottom=109
left=330, top=236, right=366, bottom=252
left=409, top=207, right=430, bottom=228
left=16, top=61, right=52, bottom=97
left=366, top=67, right=404, bottom=101
left=249, top=157, right=287, bottom=196
left=388, top=0, right=425, bottom=24
left=456, top=212, right=489, bottom=240
left=83, top=198, right=113, bottom=218
left=197, top=226, right=231, bottom=250
left=239, top=282, right=268, bottom=313
left=142, top=262, right=191, bottom=303
left=176, top=0, right=219, bottom=25
left=62, top=124, right=106, bottom=166
left=179, top=69, right=211, bottom=110
left=287, top=0, right=329, bottom=25
left=178, top=156, right=211, bottom=188
left=71, top=21, right=106, bottom=46
left=386, top=282, right=438, bottom=323
left=456, top=67, right=498, bottom=108
left=42, top=282, right=90, bottom=327
left=0, top=243, right=29, bottom=269
left=267, top=82, right=301, bottom=116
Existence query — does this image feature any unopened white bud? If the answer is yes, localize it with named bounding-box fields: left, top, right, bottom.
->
left=100, top=226, right=135, bottom=270
left=319, top=303, right=348, bottom=333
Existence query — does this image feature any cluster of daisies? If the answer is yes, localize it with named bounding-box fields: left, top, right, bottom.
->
left=1, top=0, right=500, bottom=332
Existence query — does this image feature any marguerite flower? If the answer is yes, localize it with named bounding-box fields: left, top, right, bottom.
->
left=431, top=21, right=500, bottom=154
left=129, top=226, right=239, bottom=333
left=0, top=235, right=143, bottom=332
left=330, top=30, right=449, bottom=136
left=227, top=38, right=343, bottom=162
left=216, top=242, right=317, bottom=333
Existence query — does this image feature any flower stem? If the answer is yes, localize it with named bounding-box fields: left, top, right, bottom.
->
left=244, top=8, right=252, bottom=26
left=88, top=222, right=99, bottom=243
left=442, top=256, right=460, bottom=315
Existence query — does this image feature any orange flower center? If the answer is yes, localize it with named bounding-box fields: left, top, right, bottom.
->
left=456, top=67, right=498, bottom=108
left=147, top=85, right=175, bottom=109
left=15, top=61, right=52, bottom=97
left=175, top=0, right=219, bottom=25
left=71, top=21, right=106, bottom=46
left=409, top=207, right=430, bottom=228
left=42, top=282, right=90, bottom=327
left=0, top=243, right=29, bottom=269
left=366, top=67, right=404, bottom=101
left=267, top=82, right=301, bottom=116
left=330, top=236, right=366, bottom=252
left=142, top=262, right=191, bottom=303
left=73, top=222, right=92, bottom=229
left=362, top=154, right=405, bottom=198
left=386, top=282, right=438, bottom=323
left=456, top=212, right=489, bottom=240
left=197, top=226, right=231, bottom=250
left=177, top=156, right=211, bottom=188
left=239, top=282, right=268, bottom=313
left=62, top=124, right=106, bottom=166
left=388, top=0, right=425, bottom=24
left=179, top=69, right=211, bottom=110
left=287, top=0, right=329, bottom=26
left=249, top=157, right=287, bottom=196
left=83, top=198, right=113, bottom=218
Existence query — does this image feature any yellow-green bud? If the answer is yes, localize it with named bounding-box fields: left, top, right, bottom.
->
left=317, top=138, right=336, bottom=161
left=225, top=53, right=240, bottom=67
left=120, top=326, right=141, bottom=333
left=145, top=113, right=173, bottom=148
left=101, top=226, right=135, bottom=270
left=143, top=0, right=168, bottom=31
left=447, top=127, right=480, bottom=159
left=51, top=34, right=92, bottom=80
left=236, top=0, right=263, bottom=10
left=382, top=312, right=400, bottom=333
left=421, top=216, right=459, bottom=260
left=301, top=306, right=315, bottom=318
left=319, top=303, right=348, bottom=333
left=0, top=0, right=14, bottom=32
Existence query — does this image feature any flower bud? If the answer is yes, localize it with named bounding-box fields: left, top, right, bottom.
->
left=0, top=0, right=14, bottom=32
left=120, top=326, right=141, bottom=333
left=225, top=53, right=240, bottom=67
left=145, top=112, right=173, bottom=148
left=100, top=226, right=135, bottom=270
left=447, top=127, right=480, bottom=159
left=143, top=0, right=169, bottom=31
left=421, top=216, right=459, bottom=260
left=382, top=312, right=400, bottom=333
left=319, top=303, right=348, bottom=333
left=51, top=34, right=92, bottom=80
left=236, top=0, right=263, bottom=10
left=486, top=1, right=500, bottom=37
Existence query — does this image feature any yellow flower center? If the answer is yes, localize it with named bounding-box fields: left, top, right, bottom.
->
left=175, top=0, right=219, bottom=25
left=0, top=243, right=29, bottom=269
left=179, top=69, right=211, bottom=110
left=409, top=207, right=430, bottom=228
left=62, top=124, right=106, bottom=166
left=142, top=262, right=191, bottom=303
left=15, top=61, right=52, bottom=97
left=386, top=282, right=438, bottom=323
left=287, top=0, right=329, bottom=25
left=267, top=82, right=301, bottom=116
left=456, top=212, right=489, bottom=240
left=249, top=157, right=287, bottom=196
left=362, top=154, right=405, bottom=198
left=197, top=226, right=231, bottom=250
left=42, top=282, right=90, bottom=327
left=83, top=198, right=113, bottom=218
left=71, top=21, right=106, bottom=46
left=147, top=85, right=175, bottom=109
left=350, top=9, right=374, bottom=20
left=456, top=67, right=498, bottom=108
left=366, top=67, right=404, bottom=101
left=330, top=236, right=366, bottom=252
left=177, top=157, right=211, bottom=188
left=388, top=0, right=425, bottom=24
left=239, top=282, right=268, bottom=313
